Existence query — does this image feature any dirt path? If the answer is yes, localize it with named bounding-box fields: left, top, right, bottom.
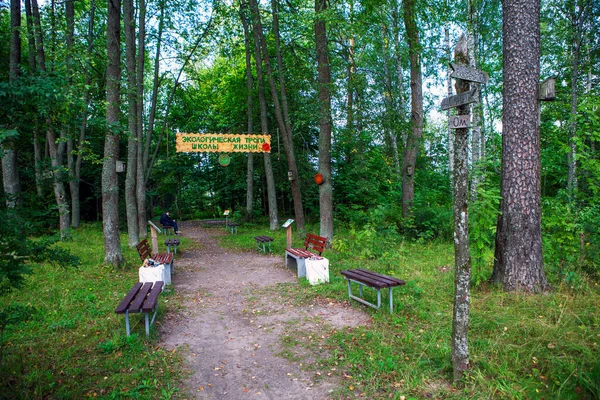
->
left=159, top=221, right=370, bottom=400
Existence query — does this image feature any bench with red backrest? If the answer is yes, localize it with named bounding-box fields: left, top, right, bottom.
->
left=136, top=239, right=174, bottom=277
left=285, top=233, right=328, bottom=277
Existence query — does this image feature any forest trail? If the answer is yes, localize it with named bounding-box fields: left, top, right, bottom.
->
left=159, top=221, right=371, bottom=400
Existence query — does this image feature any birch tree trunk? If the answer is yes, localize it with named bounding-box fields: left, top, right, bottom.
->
left=445, top=26, right=454, bottom=191
left=492, top=0, right=548, bottom=292
left=315, top=0, right=333, bottom=242
left=451, top=35, right=472, bottom=383
left=103, top=0, right=125, bottom=267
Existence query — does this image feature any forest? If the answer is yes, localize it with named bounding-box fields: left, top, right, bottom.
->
left=0, top=0, right=599, bottom=398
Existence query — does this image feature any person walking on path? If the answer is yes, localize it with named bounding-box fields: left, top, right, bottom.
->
left=160, top=211, right=181, bottom=234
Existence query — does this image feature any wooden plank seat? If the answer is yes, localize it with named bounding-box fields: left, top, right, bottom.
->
left=115, top=281, right=164, bottom=338
left=136, top=239, right=174, bottom=278
left=226, top=222, right=239, bottom=234
left=340, top=269, right=405, bottom=313
left=285, top=233, right=328, bottom=278
left=254, top=236, right=274, bottom=253
left=161, top=224, right=174, bottom=236
left=165, top=238, right=180, bottom=254
left=200, top=219, right=227, bottom=227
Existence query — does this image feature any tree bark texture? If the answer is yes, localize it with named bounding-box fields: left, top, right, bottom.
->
left=136, top=0, right=147, bottom=238
left=32, top=0, right=70, bottom=238
left=445, top=26, right=454, bottom=192
left=315, top=0, right=333, bottom=243
left=124, top=0, right=139, bottom=246
left=103, top=0, right=125, bottom=267
left=249, top=0, right=279, bottom=230
left=451, top=35, right=472, bottom=383
left=567, top=2, right=587, bottom=198
left=2, top=0, right=22, bottom=208
left=401, top=0, right=423, bottom=218
left=270, top=0, right=306, bottom=236
left=492, top=0, right=548, bottom=292
left=240, top=2, right=254, bottom=219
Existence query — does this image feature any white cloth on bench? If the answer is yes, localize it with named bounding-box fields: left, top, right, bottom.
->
left=139, top=264, right=171, bottom=285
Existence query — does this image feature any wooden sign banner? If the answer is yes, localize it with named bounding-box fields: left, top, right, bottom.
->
left=176, top=133, right=271, bottom=153
left=450, top=63, right=489, bottom=84
left=448, top=115, right=471, bottom=129
left=440, top=88, right=479, bottom=110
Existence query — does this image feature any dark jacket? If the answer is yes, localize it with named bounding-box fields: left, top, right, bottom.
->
left=160, top=213, right=173, bottom=226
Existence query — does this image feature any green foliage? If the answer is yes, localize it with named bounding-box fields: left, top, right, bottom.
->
left=469, top=181, right=501, bottom=286
left=0, top=223, right=184, bottom=398
left=543, top=197, right=600, bottom=285
left=0, top=210, right=80, bottom=296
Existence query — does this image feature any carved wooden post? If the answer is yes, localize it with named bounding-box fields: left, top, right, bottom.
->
left=449, top=35, right=472, bottom=382
left=148, top=221, right=161, bottom=254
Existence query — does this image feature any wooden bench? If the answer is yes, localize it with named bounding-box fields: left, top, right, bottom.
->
left=254, top=236, right=274, bottom=253
left=226, top=222, right=239, bottom=234
left=200, top=219, right=227, bottom=227
left=115, top=281, right=164, bottom=338
left=136, top=239, right=174, bottom=278
left=340, top=269, right=405, bottom=313
left=165, top=238, right=180, bottom=254
left=161, top=224, right=174, bottom=236
left=285, top=233, right=328, bottom=278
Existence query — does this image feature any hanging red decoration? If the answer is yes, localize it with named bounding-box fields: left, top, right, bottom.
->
left=262, top=143, right=271, bottom=152
left=314, top=173, right=324, bottom=185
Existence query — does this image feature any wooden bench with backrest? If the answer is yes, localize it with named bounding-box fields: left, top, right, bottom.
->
left=136, top=239, right=174, bottom=278
left=285, top=233, right=328, bottom=278
left=115, top=281, right=164, bottom=338
left=340, top=268, right=405, bottom=313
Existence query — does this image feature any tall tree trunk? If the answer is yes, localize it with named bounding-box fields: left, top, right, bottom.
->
left=270, top=0, right=305, bottom=235
left=32, top=0, right=70, bottom=238
left=71, top=0, right=95, bottom=228
left=240, top=2, right=254, bottom=219
left=2, top=0, right=22, bottom=209
left=103, top=0, right=125, bottom=267
left=491, top=0, right=548, bottom=292
left=315, top=0, right=333, bottom=242
left=567, top=1, right=587, bottom=199
left=467, top=0, right=484, bottom=201
left=25, top=0, right=43, bottom=198
left=249, top=0, right=278, bottom=230
left=451, top=35, right=472, bottom=383
left=136, top=0, right=147, bottom=238
left=445, top=26, right=454, bottom=191
left=249, top=0, right=304, bottom=233
left=401, top=0, right=423, bottom=217
left=124, top=0, right=139, bottom=246
left=381, top=18, right=401, bottom=176
left=145, top=12, right=213, bottom=183
left=144, top=0, right=164, bottom=182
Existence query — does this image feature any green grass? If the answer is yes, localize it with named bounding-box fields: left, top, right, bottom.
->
left=221, top=222, right=600, bottom=399
left=1, top=221, right=599, bottom=399
left=0, top=223, right=186, bottom=399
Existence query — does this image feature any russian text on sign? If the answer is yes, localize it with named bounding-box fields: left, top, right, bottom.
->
left=449, top=63, right=489, bottom=84
left=448, top=115, right=471, bottom=129
left=176, top=133, right=271, bottom=153
left=440, top=88, right=479, bottom=110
